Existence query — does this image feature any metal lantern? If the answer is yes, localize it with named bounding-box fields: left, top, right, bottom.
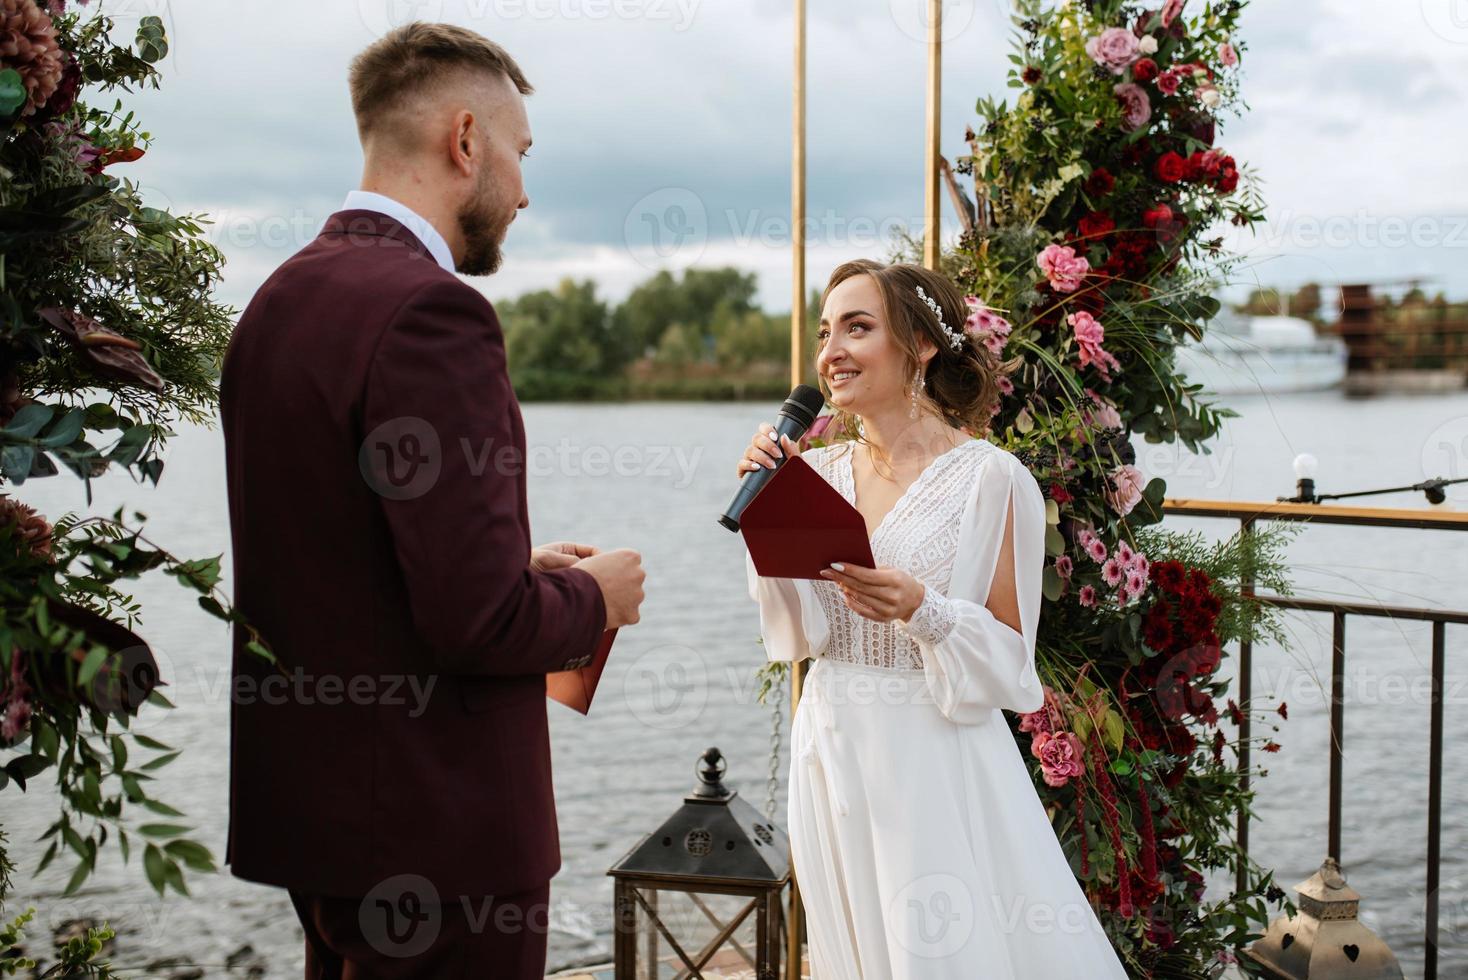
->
left=1244, top=857, right=1405, bottom=979
left=607, top=747, right=791, bottom=979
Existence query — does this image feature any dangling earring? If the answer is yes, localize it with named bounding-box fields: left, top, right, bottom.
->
left=909, top=366, right=923, bottom=420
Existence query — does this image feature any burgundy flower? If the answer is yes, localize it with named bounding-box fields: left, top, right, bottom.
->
left=1084, top=167, right=1115, bottom=197
left=1131, top=57, right=1159, bottom=83
left=1077, top=211, right=1115, bottom=240
left=1152, top=559, right=1187, bottom=593
left=1142, top=604, right=1175, bottom=651
left=1226, top=698, right=1243, bottom=726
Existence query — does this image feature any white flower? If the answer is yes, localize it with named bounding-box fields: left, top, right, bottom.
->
left=1199, top=86, right=1222, bottom=108
left=1138, top=35, right=1159, bottom=55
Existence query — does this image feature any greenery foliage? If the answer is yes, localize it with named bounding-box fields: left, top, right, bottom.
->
left=0, top=1, right=270, bottom=955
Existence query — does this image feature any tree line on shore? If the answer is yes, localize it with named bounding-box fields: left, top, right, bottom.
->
left=497, top=267, right=818, bottom=401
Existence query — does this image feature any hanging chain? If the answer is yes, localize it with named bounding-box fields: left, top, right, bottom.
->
left=765, top=673, right=785, bottom=820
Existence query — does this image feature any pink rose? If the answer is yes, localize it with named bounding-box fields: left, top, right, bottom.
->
left=1085, top=27, right=1140, bottom=75
left=1037, top=244, right=1090, bottom=293
left=1034, top=730, right=1086, bottom=787
left=1019, top=704, right=1053, bottom=735
left=1112, top=82, right=1152, bottom=132
left=1161, top=0, right=1186, bottom=28
left=1156, top=70, right=1182, bottom=96
left=1106, top=463, right=1147, bottom=517
left=1067, top=311, right=1122, bottom=380
left=1218, top=42, right=1238, bottom=68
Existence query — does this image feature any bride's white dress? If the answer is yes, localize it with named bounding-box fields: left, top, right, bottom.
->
left=746, top=437, right=1129, bottom=979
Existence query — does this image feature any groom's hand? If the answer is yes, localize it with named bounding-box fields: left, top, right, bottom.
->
left=573, top=548, right=646, bottom=629
left=531, top=541, right=600, bottom=572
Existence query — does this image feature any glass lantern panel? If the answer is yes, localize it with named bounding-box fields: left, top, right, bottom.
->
left=630, top=886, right=770, bottom=980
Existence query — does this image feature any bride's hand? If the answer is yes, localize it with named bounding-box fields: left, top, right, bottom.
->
left=737, top=422, right=800, bottom=478
left=819, top=563, right=925, bottom=624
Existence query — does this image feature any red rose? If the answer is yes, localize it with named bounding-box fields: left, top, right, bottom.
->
left=1077, top=211, right=1116, bottom=240
left=1216, top=166, right=1240, bottom=193
left=1141, top=203, right=1174, bottom=229
left=1183, top=152, right=1205, bottom=181
left=1154, top=151, right=1186, bottom=183
left=1084, top=167, right=1116, bottom=197
left=1132, top=57, right=1159, bottom=82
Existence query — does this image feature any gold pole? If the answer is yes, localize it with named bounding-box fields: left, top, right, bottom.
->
left=922, top=0, right=942, bottom=270
left=786, top=0, right=807, bottom=976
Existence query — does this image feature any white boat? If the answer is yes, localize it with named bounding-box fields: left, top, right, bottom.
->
left=1174, top=312, right=1348, bottom=395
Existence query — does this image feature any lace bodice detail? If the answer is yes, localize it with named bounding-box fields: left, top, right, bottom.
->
left=806, top=438, right=997, bottom=670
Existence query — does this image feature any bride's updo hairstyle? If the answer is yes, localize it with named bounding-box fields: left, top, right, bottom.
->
left=817, top=259, right=1018, bottom=446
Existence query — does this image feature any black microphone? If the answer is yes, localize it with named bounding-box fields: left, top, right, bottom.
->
left=718, top=384, right=826, bottom=532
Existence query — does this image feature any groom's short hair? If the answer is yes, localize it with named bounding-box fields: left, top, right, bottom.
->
left=348, top=22, right=533, bottom=147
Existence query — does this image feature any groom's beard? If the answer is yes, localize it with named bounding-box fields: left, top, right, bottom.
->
left=456, top=176, right=509, bottom=277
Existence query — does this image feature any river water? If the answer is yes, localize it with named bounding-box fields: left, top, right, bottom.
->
left=4, top=392, right=1467, bottom=976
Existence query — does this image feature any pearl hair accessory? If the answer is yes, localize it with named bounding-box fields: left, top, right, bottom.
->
left=913, top=285, right=965, bottom=351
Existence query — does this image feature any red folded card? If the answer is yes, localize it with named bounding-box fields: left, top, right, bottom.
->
left=546, top=628, right=617, bottom=715
left=740, top=455, right=875, bottom=579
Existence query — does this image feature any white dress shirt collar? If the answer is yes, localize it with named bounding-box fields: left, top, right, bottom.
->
left=340, top=190, right=456, bottom=274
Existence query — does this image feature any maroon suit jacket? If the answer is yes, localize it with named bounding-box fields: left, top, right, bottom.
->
left=220, top=209, right=606, bottom=899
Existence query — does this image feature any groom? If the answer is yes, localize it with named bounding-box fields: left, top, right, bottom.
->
left=220, top=22, right=645, bottom=979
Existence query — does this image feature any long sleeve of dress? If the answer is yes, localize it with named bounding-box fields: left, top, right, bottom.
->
left=894, top=449, right=1047, bottom=723
left=746, top=549, right=828, bottom=662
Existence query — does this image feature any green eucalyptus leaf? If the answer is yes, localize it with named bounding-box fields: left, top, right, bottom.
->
left=2, top=445, right=35, bottom=483
left=4, top=403, right=53, bottom=438
left=39, top=408, right=87, bottom=448
left=0, top=68, right=23, bottom=117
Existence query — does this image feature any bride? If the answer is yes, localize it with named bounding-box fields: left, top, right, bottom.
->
left=740, top=259, right=1129, bottom=979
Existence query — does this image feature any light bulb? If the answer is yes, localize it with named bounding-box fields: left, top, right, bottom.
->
left=1293, top=453, right=1318, bottom=480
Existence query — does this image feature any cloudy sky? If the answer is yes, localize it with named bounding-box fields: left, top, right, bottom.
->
left=105, top=0, right=1468, bottom=315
